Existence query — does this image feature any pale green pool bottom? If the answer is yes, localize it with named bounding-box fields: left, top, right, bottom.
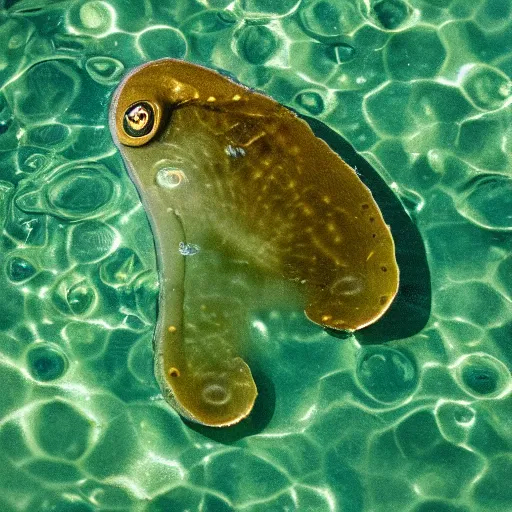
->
left=0, top=0, right=511, bottom=510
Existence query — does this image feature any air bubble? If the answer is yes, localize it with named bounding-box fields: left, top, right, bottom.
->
left=294, top=91, right=325, bottom=115
left=455, top=354, right=510, bottom=398
left=26, top=344, right=68, bottom=382
left=72, top=1, right=114, bottom=35
left=225, top=145, right=246, bottom=158
left=333, top=43, right=355, bottom=63
left=6, top=257, right=36, bottom=282
left=85, top=56, right=124, bottom=85
left=435, top=401, right=476, bottom=445
left=461, top=64, right=511, bottom=111
left=179, top=242, right=200, bottom=256
left=356, top=347, right=418, bottom=403
left=453, top=405, right=475, bottom=426
left=66, top=280, right=96, bottom=315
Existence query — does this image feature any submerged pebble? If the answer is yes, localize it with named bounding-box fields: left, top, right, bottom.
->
left=13, top=60, right=81, bottom=123
left=26, top=343, right=68, bottom=382
left=456, top=174, right=512, bottom=231
left=68, top=0, right=115, bottom=36
left=385, top=27, right=446, bottom=81
left=137, top=27, right=187, bottom=60
left=15, top=161, right=120, bottom=221
left=294, top=90, right=325, bottom=115
left=85, top=56, right=125, bottom=85
left=236, top=25, right=279, bottom=65
left=48, top=168, right=115, bottom=218
left=356, top=346, right=418, bottom=403
left=299, top=0, right=362, bottom=40
left=333, top=43, right=356, bottom=63
left=461, top=64, right=512, bottom=111
left=52, top=272, right=97, bottom=316
left=6, top=256, right=36, bottom=282
left=455, top=354, right=511, bottom=398
left=372, top=0, right=411, bottom=30
left=31, top=399, right=92, bottom=459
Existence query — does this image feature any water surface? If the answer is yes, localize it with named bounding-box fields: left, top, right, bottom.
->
left=0, top=0, right=511, bottom=511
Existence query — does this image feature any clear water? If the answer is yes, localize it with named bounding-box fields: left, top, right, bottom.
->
left=0, top=0, right=511, bottom=511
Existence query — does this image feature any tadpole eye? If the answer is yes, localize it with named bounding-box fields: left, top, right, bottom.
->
left=123, top=101, right=155, bottom=137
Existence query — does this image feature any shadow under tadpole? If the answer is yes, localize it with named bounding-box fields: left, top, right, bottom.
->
left=302, top=114, right=432, bottom=344
left=183, top=363, right=275, bottom=444
left=186, top=113, right=430, bottom=441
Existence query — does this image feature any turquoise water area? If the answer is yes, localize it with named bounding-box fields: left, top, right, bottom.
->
left=0, top=0, right=511, bottom=510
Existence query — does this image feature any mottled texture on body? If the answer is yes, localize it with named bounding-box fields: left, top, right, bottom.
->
left=110, top=59, right=398, bottom=426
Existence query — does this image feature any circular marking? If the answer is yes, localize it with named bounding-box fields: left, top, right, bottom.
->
left=169, top=367, right=180, bottom=378
left=156, top=168, right=186, bottom=189
left=201, top=382, right=231, bottom=406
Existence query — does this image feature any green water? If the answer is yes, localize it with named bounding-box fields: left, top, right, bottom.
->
left=0, top=0, right=511, bottom=510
